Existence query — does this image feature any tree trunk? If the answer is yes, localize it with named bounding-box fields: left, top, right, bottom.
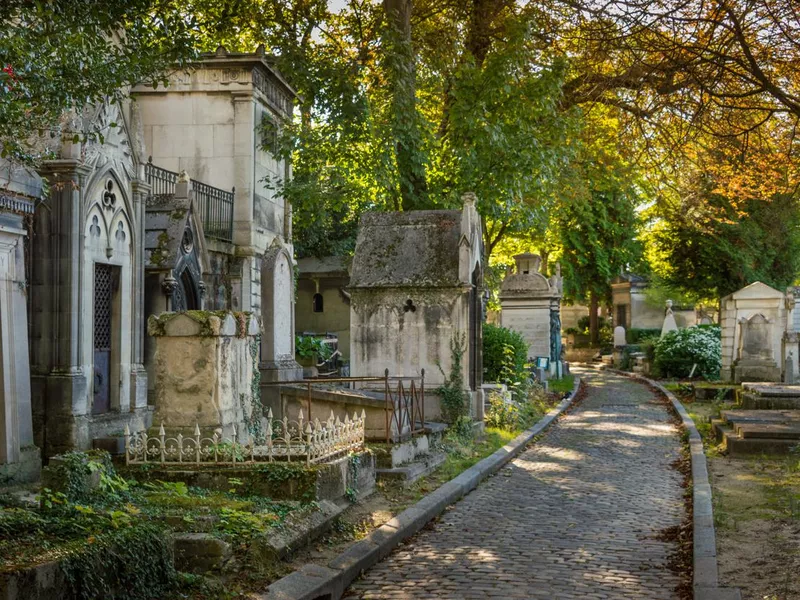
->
left=383, top=0, right=428, bottom=210
left=589, top=292, right=599, bottom=346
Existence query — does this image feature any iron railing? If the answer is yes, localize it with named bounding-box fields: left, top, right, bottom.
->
left=124, top=409, right=365, bottom=466
left=144, top=158, right=235, bottom=244
left=263, top=370, right=426, bottom=443
left=144, top=159, right=178, bottom=196
left=192, top=178, right=235, bottom=243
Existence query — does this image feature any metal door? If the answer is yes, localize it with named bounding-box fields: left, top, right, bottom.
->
left=93, top=263, right=113, bottom=414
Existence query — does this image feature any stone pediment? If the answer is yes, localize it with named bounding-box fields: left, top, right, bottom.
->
left=725, top=281, right=785, bottom=301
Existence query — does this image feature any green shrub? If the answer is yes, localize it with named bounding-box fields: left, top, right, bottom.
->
left=653, top=326, right=721, bottom=380
left=629, top=328, right=662, bottom=343
left=483, top=324, right=528, bottom=384
left=576, top=315, right=609, bottom=333
left=484, top=383, right=549, bottom=433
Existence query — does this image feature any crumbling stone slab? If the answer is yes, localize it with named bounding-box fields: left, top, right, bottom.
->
left=173, top=533, right=232, bottom=573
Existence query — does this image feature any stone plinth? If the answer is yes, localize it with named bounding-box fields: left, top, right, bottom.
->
left=148, top=311, right=262, bottom=442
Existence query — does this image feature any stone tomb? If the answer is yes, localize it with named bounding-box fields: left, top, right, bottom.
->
left=499, top=254, right=564, bottom=376
left=348, top=194, right=484, bottom=421
left=720, top=282, right=790, bottom=382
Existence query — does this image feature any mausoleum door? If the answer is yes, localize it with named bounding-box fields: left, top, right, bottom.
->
left=93, top=263, right=118, bottom=415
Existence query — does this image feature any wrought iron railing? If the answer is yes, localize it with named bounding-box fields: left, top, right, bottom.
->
left=193, top=178, right=235, bottom=243
left=144, top=158, right=235, bottom=244
left=124, top=409, right=365, bottom=466
left=144, top=159, right=177, bottom=196
left=262, top=370, right=426, bottom=443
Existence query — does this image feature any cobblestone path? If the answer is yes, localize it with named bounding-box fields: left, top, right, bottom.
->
left=345, top=369, right=685, bottom=599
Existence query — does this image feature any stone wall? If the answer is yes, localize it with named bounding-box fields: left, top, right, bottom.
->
left=148, top=311, right=262, bottom=442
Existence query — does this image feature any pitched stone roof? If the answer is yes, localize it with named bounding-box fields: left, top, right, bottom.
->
left=349, top=210, right=463, bottom=288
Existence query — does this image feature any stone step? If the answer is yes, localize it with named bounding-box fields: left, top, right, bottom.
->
left=741, top=393, right=800, bottom=410
left=376, top=450, right=448, bottom=487
left=712, top=418, right=800, bottom=456
left=720, top=409, right=800, bottom=424
left=737, top=423, right=800, bottom=440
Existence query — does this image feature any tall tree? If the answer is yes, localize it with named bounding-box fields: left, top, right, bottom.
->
left=0, top=0, right=199, bottom=167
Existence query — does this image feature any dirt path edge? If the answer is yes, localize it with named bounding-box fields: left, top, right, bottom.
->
left=618, top=370, right=743, bottom=600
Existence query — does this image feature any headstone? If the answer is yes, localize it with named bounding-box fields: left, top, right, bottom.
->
left=733, top=312, right=781, bottom=382
left=661, top=300, right=679, bottom=338
left=785, top=352, right=795, bottom=384
left=614, top=325, right=626, bottom=347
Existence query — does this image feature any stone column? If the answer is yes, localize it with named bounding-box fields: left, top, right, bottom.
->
left=130, top=178, right=150, bottom=410
left=232, top=92, right=255, bottom=250
left=31, top=159, right=92, bottom=455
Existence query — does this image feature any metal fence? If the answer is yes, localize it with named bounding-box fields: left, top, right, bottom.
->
left=144, top=158, right=235, bottom=244
left=124, top=409, right=365, bottom=466
left=263, top=370, right=426, bottom=443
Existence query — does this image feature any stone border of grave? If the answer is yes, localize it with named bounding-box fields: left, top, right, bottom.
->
left=608, top=369, right=742, bottom=600
left=258, top=377, right=583, bottom=600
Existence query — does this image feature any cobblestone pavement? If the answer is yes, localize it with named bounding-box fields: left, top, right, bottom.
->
left=345, top=369, right=685, bottom=599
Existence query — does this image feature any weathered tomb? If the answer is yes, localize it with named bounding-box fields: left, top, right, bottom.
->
left=147, top=311, right=262, bottom=442
left=0, top=176, right=39, bottom=484
left=348, top=194, right=485, bottom=421
left=611, top=273, right=697, bottom=331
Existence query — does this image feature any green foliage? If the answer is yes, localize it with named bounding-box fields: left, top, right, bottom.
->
left=629, top=328, right=662, bottom=344
left=576, top=315, right=609, bottom=333
left=47, top=450, right=118, bottom=503
left=437, top=333, right=471, bottom=425
left=295, top=335, right=333, bottom=361
left=482, top=324, right=528, bottom=384
left=61, top=523, right=175, bottom=600
left=485, top=383, right=551, bottom=433
left=0, top=0, right=198, bottom=165
left=648, top=191, right=800, bottom=300
left=654, top=326, right=722, bottom=380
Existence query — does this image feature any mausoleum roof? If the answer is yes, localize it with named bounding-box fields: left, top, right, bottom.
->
left=298, top=256, right=350, bottom=278
left=349, top=210, right=464, bottom=288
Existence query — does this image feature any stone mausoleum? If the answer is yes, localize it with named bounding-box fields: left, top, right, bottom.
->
left=499, top=253, right=564, bottom=376
left=348, top=194, right=485, bottom=420
left=3, top=47, right=301, bottom=464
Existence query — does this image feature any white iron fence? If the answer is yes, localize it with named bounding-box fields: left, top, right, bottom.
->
left=124, top=409, right=365, bottom=466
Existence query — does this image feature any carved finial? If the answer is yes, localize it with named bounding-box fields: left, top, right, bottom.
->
left=159, top=422, right=165, bottom=436
left=215, top=45, right=228, bottom=57
left=177, top=169, right=190, bottom=184
left=461, top=191, right=476, bottom=207
left=255, top=44, right=266, bottom=57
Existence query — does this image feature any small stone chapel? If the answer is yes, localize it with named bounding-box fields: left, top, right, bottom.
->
left=499, top=253, right=564, bottom=376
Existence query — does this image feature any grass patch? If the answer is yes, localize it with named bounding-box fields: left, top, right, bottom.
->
left=548, top=375, right=575, bottom=394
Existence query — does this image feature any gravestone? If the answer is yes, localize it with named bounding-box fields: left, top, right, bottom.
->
left=720, top=282, right=789, bottom=382
left=614, top=326, right=626, bottom=347
left=661, top=300, right=679, bottom=338
left=734, top=313, right=781, bottom=382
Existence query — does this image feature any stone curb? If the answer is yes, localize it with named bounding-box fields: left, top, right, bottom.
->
left=610, top=370, right=742, bottom=600
left=257, top=377, right=583, bottom=600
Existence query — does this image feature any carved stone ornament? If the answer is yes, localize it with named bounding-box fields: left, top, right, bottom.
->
left=181, top=226, right=194, bottom=254
left=102, top=180, right=116, bottom=210
left=161, top=272, right=178, bottom=297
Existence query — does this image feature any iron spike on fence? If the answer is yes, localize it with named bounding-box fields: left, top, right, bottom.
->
left=194, top=424, right=201, bottom=463
left=159, top=423, right=166, bottom=463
